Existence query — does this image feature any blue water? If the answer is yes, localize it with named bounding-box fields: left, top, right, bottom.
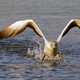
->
left=0, top=0, right=80, bottom=80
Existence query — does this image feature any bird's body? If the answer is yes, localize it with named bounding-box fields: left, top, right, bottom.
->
left=35, top=40, right=63, bottom=65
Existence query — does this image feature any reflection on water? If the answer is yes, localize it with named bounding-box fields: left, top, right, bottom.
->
left=0, top=39, right=40, bottom=63
left=0, top=39, right=60, bottom=80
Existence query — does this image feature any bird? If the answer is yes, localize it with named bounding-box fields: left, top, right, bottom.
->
left=57, top=19, right=80, bottom=43
left=0, top=19, right=45, bottom=39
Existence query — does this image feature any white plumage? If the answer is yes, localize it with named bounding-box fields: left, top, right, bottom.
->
left=0, top=18, right=80, bottom=62
left=9, top=20, right=27, bottom=30
left=0, top=19, right=46, bottom=39
left=57, top=19, right=80, bottom=43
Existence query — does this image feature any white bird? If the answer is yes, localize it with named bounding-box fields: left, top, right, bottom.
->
left=2, top=19, right=78, bottom=64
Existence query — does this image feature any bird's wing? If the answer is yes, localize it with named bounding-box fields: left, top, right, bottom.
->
left=57, top=19, right=80, bottom=43
left=0, top=20, right=45, bottom=39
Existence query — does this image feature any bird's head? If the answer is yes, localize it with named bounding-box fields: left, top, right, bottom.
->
left=44, top=40, right=58, bottom=57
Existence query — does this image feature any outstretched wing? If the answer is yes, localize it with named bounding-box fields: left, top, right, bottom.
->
left=57, top=19, right=80, bottom=43
left=0, top=20, right=45, bottom=39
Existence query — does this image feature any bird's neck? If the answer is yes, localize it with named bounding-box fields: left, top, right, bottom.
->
left=42, top=35, right=48, bottom=45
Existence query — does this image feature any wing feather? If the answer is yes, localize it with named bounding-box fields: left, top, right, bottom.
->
left=57, top=19, right=78, bottom=42
left=0, top=20, right=45, bottom=39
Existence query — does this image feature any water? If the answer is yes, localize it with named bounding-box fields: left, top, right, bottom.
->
left=0, top=0, right=80, bottom=80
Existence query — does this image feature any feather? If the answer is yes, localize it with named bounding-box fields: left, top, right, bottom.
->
left=0, top=20, right=45, bottom=39
left=57, top=19, right=80, bottom=42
